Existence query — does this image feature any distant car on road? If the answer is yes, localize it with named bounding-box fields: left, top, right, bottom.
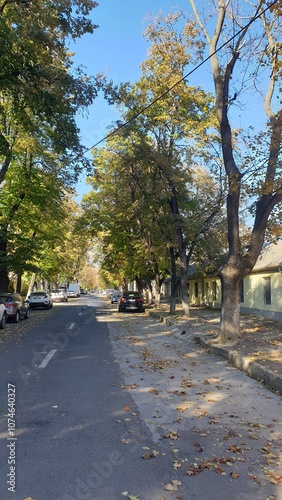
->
left=27, top=291, right=53, bottom=309
left=111, top=292, right=120, bottom=304
left=0, top=293, right=30, bottom=322
left=51, top=289, right=68, bottom=303
left=118, top=291, right=145, bottom=313
left=0, top=302, right=6, bottom=328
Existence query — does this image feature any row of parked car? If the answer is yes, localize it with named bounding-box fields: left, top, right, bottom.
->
left=0, top=287, right=85, bottom=329
left=0, top=290, right=56, bottom=329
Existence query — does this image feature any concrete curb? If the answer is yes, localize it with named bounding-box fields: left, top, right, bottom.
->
left=193, top=334, right=282, bottom=396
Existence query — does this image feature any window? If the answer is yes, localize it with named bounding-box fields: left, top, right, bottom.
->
left=263, top=277, right=271, bottom=305
left=240, top=280, right=244, bottom=303
left=205, top=282, right=209, bottom=299
left=194, top=282, right=199, bottom=298
left=212, top=281, right=217, bottom=301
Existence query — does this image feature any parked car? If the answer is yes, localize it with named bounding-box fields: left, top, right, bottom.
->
left=111, top=292, right=120, bottom=304
left=118, top=291, right=145, bottom=313
left=0, top=293, right=30, bottom=323
left=0, top=302, right=6, bottom=328
left=27, top=291, right=53, bottom=309
left=51, top=289, right=68, bottom=303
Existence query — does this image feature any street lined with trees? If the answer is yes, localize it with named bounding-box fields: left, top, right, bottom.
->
left=0, top=0, right=281, bottom=341
left=80, top=1, right=282, bottom=341
left=0, top=0, right=99, bottom=291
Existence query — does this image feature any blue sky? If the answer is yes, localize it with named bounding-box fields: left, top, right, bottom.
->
left=70, top=1, right=269, bottom=200
left=71, top=0, right=194, bottom=198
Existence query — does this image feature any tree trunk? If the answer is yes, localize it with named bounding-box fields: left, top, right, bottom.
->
left=135, top=275, right=143, bottom=296
left=16, top=273, right=22, bottom=294
left=169, top=185, right=190, bottom=317
left=26, top=273, right=36, bottom=299
left=219, top=267, right=242, bottom=342
left=0, top=231, right=9, bottom=291
left=169, top=246, right=177, bottom=314
left=146, top=281, right=153, bottom=305
left=153, top=265, right=162, bottom=308
left=180, top=251, right=190, bottom=317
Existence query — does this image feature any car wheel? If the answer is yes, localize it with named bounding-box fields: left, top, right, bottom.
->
left=50, top=303, right=53, bottom=308
left=24, top=308, right=30, bottom=319
left=65, top=298, right=68, bottom=302
left=46, top=303, right=50, bottom=309
left=118, top=305, right=122, bottom=312
left=13, top=311, right=20, bottom=323
left=0, top=312, right=6, bottom=329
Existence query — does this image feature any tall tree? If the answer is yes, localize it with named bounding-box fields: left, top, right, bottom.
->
left=99, top=11, right=224, bottom=315
left=0, top=0, right=98, bottom=183
left=189, top=0, right=282, bottom=340
left=0, top=0, right=99, bottom=289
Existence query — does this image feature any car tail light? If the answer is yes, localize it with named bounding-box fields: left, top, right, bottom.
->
left=120, top=297, right=126, bottom=303
left=136, top=298, right=142, bottom=303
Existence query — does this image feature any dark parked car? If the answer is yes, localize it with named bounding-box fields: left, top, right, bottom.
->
left=118, top=291, right=145, bottom=313
left=0, top=293, right=30, bottom=323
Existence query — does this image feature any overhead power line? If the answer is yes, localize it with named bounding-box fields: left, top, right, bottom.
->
left=83, top=0, right=278, bottom=153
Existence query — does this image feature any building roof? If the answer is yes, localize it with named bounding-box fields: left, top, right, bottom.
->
left=252, top=240, right=282, bottom=272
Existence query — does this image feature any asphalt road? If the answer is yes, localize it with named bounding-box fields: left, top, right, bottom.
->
left=0, top=296, right=181, bottom=500
left=1, top=295, right=281, bottom=500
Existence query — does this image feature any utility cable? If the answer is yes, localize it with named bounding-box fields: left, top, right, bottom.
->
left=83, top=0, right=279, bottom=153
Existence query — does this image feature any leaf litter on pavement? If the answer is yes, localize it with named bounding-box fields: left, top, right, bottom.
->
left=108, top=310, right=282, bottom=498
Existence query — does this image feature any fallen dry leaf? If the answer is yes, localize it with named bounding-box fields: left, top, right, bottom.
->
left=121, top=384, right=139, bottom=389
left=164, top=483, right=178, bottom=491
left=168, top=390, right=187, bottom=396
left=164, top=431, right=180, bottom=440
left=194, top=442, right=203, bottom=452
left=226, top=444, right=242, bottom=454
left=230, top=472, right=240, bottom=478
left=142, top=450, right=159, bottom=459
left=262, top=468, right=282, bottom=485
left=181, top=377, right=196, bottom=388
left=173, top=460, right=182, bottom=469
left=164, top=480, right=182, bottom=491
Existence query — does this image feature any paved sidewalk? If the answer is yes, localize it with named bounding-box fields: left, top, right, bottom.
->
left=149, top=307, right=282, bottom=396
left=105, top=304, right=282, bottom=500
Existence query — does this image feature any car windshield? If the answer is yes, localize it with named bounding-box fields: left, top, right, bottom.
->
left=52, top=290, right=61, bottom=293
left=30, top=292, right=47, bottom=296
left=124, top=292, right=140, bottom=298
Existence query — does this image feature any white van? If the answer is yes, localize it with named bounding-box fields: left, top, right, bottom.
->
left=67, top=283, right=80, bottom=298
